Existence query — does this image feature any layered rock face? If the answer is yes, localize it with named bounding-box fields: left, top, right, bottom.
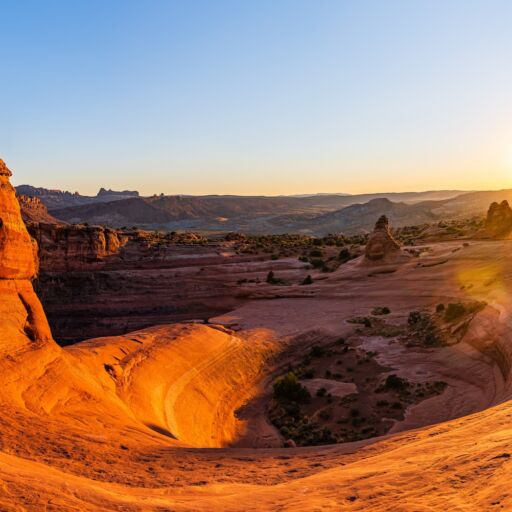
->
left=28, top=224, right=311, bottom=343
left=483, top=200, right=512, bottom=237
left=28, top=223, right=128, bottom=271
left=364, top=215, right=401, bottom=262
left=18, top=194, right=61, bottom=224
left=0, top=159, right=53, bottom=345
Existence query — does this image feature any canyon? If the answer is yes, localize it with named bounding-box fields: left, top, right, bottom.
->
left=2, top=160, right=512, bottom=510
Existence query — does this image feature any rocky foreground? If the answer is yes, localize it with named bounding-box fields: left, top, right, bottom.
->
left=1, top=159, right=512, bottom=510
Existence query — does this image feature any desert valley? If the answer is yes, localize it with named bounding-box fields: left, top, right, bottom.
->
left=4, top=2, right=512, bottom=509
left=2, top=156, right=512, bottom=510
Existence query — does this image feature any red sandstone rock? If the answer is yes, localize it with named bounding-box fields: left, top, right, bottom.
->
left=0, top=159, right=53, bottom=344
left=18, top=194, right=61, bottom=224
left=483, top=200, right=512, bottom=238
left=364, top=215, right=401, bottom=262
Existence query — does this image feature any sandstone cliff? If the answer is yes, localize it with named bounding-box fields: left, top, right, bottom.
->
left=0, top=159, right=53, bottom=345
left=28, top=223, right=128, bottom=271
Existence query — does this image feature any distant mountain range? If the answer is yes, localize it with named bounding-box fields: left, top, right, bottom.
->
left=16, top=185, right=512, bottom=235
left=15, top=185, right=139, bottom=209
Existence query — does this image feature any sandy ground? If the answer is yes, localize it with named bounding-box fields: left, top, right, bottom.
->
left=2, top=240, right=512, bottom=510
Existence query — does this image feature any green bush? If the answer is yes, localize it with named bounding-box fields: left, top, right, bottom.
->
left=444, top=303, right=466, bottom=322
left=385, top=374, right=409, bottom=390
left=273, top=372, right=311, bottom=403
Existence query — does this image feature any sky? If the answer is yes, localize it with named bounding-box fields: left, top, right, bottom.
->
left=1, top=0, right=512, bottom=196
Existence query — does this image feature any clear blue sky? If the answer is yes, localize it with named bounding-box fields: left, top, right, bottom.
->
left=1, top=0, right=512, bottom=196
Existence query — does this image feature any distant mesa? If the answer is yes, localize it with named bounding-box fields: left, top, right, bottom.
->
left=97, top=187, right=139, bottom=198
left=364, top=215, right=402, bottom=262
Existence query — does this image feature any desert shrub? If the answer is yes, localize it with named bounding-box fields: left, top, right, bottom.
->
left=266, top=271, right=285, bottom=285
left=310, top=248, right=323, bottom=257
left=372, top=306, right=391, bottom=316
left=309, top=345, right=326, bottom=358
left=316, top=387, right=327, bottom=397
left=444, top=303, right=467, bottom=322
left=273, top=372, right=311, bottom=403
left=309, top=258, right=324, bottom=269
left=338, top=248, right=351, bottom=262
left=301, top=367, right=315, bottom=379
left=301, top=275, right=313, bottom=285
left=319, top=408, right=332, bottom=420
left=408, top=311, right=422, bottom=325
left=385, top=374, right=409, bottom=390
left=436, top=303, right=445, bottom=313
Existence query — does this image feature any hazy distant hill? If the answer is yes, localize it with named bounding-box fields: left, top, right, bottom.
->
left=24, top=185, right=512, bottom=235
left=50, top=197, right=172, bottom=226
left=291, top=198, right=441, bottom=234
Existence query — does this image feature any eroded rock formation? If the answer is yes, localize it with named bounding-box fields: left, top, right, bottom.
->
left=483, top=200, right=512, bottom=237
left=364, top=215, right=401, bottom=261
left=0, top=159, right=53, bottom=345
left=28, top=223, right=128, bottom=271
left=18, top=194, right=61, bottom=224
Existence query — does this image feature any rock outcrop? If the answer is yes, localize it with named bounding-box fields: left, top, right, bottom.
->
left=18, top=194, right=61, bottom=224
left=364, top=215, right=401, bottom=262
left=0, top=159, right=53, bottom=345
left=483, top=200, right=512, bottom=238
left=28, top=223, right=128, bottom=271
